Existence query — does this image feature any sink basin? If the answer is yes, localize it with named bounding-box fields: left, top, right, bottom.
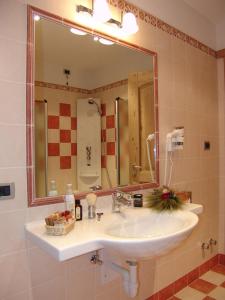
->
left=25, top=205, right=199, bottom=261
left=101, top=208, right=198, bottom=259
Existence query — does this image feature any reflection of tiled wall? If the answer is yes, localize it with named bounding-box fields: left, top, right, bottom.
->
left=48, top=103, right=77, bottom=170
left=101, top=103, right=116, bottom=164
left=35, top=81, right=128, bottom=190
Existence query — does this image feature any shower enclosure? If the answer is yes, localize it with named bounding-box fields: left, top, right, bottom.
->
left=34, top=99, right=48, bottom=197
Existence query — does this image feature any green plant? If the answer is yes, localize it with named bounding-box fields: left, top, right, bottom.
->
left=147, top=187, right=183, bottom=212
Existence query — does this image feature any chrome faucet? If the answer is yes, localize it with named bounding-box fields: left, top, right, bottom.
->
left=90, top=185, right=102, bottom=191
left=112, top=190, right=132, bottom=213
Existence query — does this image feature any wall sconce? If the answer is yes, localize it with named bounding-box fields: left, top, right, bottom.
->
left=76, top=1, right=139, bottom=36
left=93, top=0, right=111, bottom=23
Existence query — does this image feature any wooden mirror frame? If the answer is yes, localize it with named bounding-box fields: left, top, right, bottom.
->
left=26, top=5, right=159, bottom=207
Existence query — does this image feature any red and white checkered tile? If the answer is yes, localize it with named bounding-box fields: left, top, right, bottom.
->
left=172, top=265, right=225, bottom=300
left=47, top=102, right=116, bottom=170
left=48, top=103, right=77, bottom=169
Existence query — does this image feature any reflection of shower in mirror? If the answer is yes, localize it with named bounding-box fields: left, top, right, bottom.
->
left=146, top=133, right=155, bottom=182
left=88, top=98, right=102, bottom=116
left=115, top=96, right=128, bottom=186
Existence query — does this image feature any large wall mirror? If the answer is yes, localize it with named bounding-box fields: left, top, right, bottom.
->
left=27, top=6, right=159, bottom=206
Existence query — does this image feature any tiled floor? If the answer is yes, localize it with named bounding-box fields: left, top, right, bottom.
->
left=171, top=265, right=225, bottom=300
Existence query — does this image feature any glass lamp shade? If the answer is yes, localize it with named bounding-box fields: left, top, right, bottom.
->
left=70, top=28, right=87, bottom=35
left=93, top=0, right=111, bottom=23
left=99, top=38, right=114, bottom=45
left=122, top=12, right=139, bottom=35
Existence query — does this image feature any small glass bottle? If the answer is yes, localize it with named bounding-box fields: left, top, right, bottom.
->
left=133, top=194, right=143, bottom=207
left=75, top=200, right=82, bottom=221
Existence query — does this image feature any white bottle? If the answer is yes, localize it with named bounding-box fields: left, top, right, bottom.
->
left=65, top=184, right=75, bottom=218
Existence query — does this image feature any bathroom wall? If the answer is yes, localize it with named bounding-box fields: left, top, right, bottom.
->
left=128, top=0, right=217, bottom=50
left=0, top=0, right=220, bottom=300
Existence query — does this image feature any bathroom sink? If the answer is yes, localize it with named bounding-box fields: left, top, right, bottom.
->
left=101, top=208, right=198, bottom=259
left=25, top=205, right=199, bottom=261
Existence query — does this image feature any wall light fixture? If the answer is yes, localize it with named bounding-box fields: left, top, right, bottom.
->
left=76, top=1, right=139, bottom=36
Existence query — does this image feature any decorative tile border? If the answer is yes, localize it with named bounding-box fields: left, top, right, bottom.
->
left=216, top=48, right=225, bottom=58
left=91, top=79, right=128, bottom=93
left=35, top=81, right=90, bottom=94
left=147, top=254, right=225, bottom=300
left=35, top=79, right=128, bottom=94
left=108, top=0, right=217, bottom=57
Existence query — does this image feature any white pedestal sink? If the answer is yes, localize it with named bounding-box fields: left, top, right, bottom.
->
left=25, top=204, right=200, bottom=261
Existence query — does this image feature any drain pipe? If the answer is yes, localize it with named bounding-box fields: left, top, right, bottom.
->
left=111, top=260, right=138, bottom=298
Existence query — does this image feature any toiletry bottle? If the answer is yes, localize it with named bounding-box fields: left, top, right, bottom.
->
left=86, top=193, right=97, bottom=219
left=65, top=184, right=75, bottom=218
left=48, top=180, right=58, bottom=196
left=75, top=200, right=82, bottom=221
left=133, top=194, right=143, bottom=207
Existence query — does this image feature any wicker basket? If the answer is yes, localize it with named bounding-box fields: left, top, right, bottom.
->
left=45, top=221, right=75, bottom=236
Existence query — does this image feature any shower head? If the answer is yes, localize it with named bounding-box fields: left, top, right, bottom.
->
left=115, top=97, right=128, bottom=102
left=146, top=133, right=155, bottom=141
left=88, top=98, right=102, bottom=116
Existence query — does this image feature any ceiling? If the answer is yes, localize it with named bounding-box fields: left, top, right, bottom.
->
left=182, top=0, right=225, bottom=25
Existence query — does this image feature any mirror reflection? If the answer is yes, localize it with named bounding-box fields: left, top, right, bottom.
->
left=34, top=18, right=157, bottom=197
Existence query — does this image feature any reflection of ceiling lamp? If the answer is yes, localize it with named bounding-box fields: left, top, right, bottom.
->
left=70, top=28, right=87, bottom=36
left=99, top=38, right=114, bottom=45
left=76, top=2, right=139, bottom=36
left=34, top=14, right=41, bottom=21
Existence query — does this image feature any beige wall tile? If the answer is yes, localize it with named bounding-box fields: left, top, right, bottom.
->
left=0, top=209, right=27, bottom=256
left=28, top=246, right=66, bottom=287
left=0, top=251, right=29, bottom=298
left=31, top=275, right=66, bottom=300
left=0, top=81, right=26, bottom=125
left=48, top=129, right=59, bottom=143
left=3, top=290, right=30, bottom=300
left=60, top=116, right=71, bottom=130
left=0, top=124, right=26, bottom=168
left=0, top=37, right=26, bottom=83
left=0, top=0, right=27, bottom=43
